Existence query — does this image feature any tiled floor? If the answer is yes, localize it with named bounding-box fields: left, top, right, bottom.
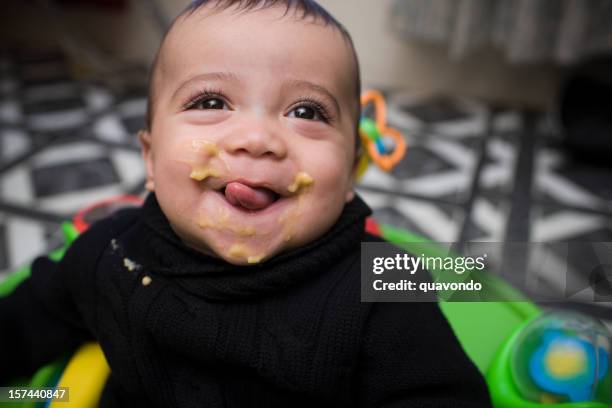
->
left=0, top=51, right=147, bottom=271
left=0, top=50, right=611, bottom=321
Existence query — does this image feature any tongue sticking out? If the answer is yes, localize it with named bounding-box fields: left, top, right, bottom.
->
left=224, top=182, right=277, bottom=211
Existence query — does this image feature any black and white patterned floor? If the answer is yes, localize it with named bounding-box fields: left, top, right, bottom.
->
left=0, top=51, right=610, bottom=319
left=0, top=51, right=147, bottom=272
left=358, top=94, right=612, bottom=245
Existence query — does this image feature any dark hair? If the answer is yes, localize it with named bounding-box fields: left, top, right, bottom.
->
left=145, top=0, right=361, bottom=146
left=184, top=0, right=345, bottom=27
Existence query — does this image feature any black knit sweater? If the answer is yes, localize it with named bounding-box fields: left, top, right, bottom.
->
left=0, top=194, right=491, bottom=407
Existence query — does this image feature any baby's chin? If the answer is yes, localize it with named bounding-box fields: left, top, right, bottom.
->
left=173, top=211, right=303, bottom=265
left=174, top=204, right=337, bottom=266
left=191, top=228, right=290, bottom=265
left=169, top=201, right=302, bottom=265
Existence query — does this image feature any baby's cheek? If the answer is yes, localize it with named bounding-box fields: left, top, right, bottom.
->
left=310, top=156, right=351, bottom=195
left=294, top=162, right=351, bottom=231
left=166, top=136, right=229, bottom=183
left=287, top=190, right=345, bottom=248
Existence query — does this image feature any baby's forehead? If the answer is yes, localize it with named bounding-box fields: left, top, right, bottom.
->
left=162, top=5, right=353, bottom=70
left=155, top=2, right=358, bottom=87
left=147, top=4, right=360, bottom=128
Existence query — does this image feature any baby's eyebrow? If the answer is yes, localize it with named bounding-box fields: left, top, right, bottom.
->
left=172, top=71, right=242, bottom=101
left=282, top=79, right=341, bottom=117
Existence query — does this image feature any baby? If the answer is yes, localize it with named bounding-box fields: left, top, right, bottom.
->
left=0, top=0, right=492, bottom=406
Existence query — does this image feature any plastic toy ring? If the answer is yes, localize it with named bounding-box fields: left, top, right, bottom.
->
left=359, top=90, right=407, bottom=172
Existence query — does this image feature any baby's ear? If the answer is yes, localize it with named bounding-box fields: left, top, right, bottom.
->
left=138, top=130, right=155, bottom=192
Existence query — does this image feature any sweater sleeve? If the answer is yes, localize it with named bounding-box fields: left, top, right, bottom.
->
left=356, top=301, right=492, bottom=408
left=0, top=216, right=115, bottom=384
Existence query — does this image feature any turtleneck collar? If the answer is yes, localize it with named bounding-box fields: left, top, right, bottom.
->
left=139, top=193, right=371, bottom=301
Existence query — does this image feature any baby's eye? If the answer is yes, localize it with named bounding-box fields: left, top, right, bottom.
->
left=290, top=106, right=317, bottom=120
left=192, top=97, right=228, bottom=110
left=185, top=94, right=230, bottom=111
left=287, top=104, right=329, bottom=122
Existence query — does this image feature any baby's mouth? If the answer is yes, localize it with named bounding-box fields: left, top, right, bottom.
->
left=219, top=181, right=281, bottom=211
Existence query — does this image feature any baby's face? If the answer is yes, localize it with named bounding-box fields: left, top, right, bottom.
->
left=141, top=5, right=359, bottom=265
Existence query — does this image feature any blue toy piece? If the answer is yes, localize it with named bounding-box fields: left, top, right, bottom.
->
left=529, top=330, right=609, bottom=403
left=502, top=311, right=612, bottom=407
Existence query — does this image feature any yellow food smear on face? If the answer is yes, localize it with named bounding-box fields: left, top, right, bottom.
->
left=190, top=166, right=221, bottom=181
left=278, top=192, right=308, bottom=243
left=235, top=226, right=256, bottom=237
left=228, top=244, right=266, bottom=264
left=197, top=216, right=219, bottom=230
left=277, top=211, right=293, bottom=242
left=228, top=244, right=249, bottom=259
left=197, top=211, right=255, bottom=237
left=287, top=172, right=314, bottom=193
left=247, top=254, right=264, bottom=264
left=192, top=139, right=219, bottom=156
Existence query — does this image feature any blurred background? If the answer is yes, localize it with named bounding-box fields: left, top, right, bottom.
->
left=0, top=0, right=611, bottom=321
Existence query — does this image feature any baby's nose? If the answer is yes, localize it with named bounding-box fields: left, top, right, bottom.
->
left=223, top=118, right=287, bottom=159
